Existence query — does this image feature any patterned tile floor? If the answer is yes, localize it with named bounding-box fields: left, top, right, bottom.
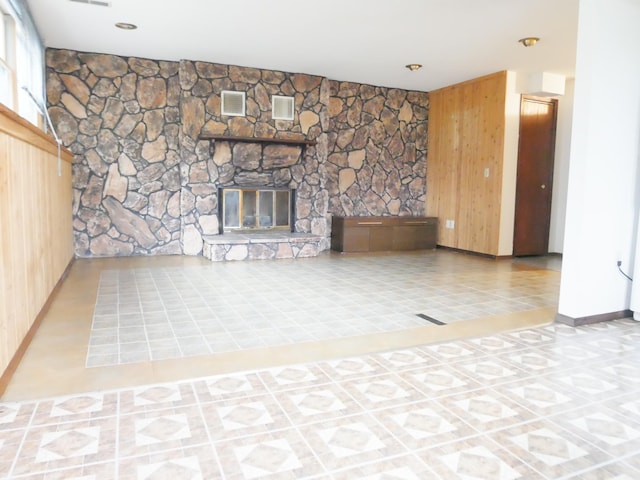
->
left=3, top=318, right=640, bottom=479
left=86, top=253, right=559, bottom=367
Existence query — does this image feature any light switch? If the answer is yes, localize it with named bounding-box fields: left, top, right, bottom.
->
left=484, top=168, right=490, bottom=178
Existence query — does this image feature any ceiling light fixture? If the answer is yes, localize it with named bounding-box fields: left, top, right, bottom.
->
left=518, top=37, right=540, bottom=47
left=115, top=22, right=137, bottom=30
left=405, top=64, right=422, bottom=71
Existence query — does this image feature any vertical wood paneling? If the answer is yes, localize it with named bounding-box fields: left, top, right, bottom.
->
left=426, top=72, right=507, bottom=255
left=0, top=106, right=73, bottom=378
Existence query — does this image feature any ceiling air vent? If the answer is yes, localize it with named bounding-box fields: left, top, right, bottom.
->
left=69, top=0, right=111, bottom=6
left=272, top=95, right=294, bottom=121
left=221, top=90, right=246, bottom=117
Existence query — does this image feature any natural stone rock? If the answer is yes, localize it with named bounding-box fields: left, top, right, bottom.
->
left=90, top=233, right=134, bottom=256
left=87, top=95, right=106, bottom=115
left=292, top=74, right=322, bottom=92
left=123, top=192, right=148, bottom=212
left=102, top=98, right=124, bottom=129
left=363, top=96, right=385, bottom=118
left=182, top=224, right=203, bottom=255
left=195, top=62, right=227, bottom=79
left=181, top=96, right=205, bottom=139
left=60, top=74, right=90, bottom=104
left=398, top=101, right=413, bottom=122
left=78, top=208, right=111, bottom=236
left=199, top=214, right=219, bottom=234
left=79, top=53, right=128, bottom=77
left=253, top=83, right=270, bottom=111
left=141, top=136, right=167, bottom=163
left=103, top=163, right=128, bottom=202
left=226, top=244, right=248, bottom=261
left=299, top=111, right=319, bottom=135
left=46, top=49, right=80, bottom=73
left=148, top=190, right=171, bottom=219
left=114, top=113, right=142, bottom=137
left=215, top=163, right=235, bottom=184
left=167, top=191, right=181, bottom=218
left=80, top=175, right=104, bottom=209
left=339, top=168, right=356, bottom=192
left=192, top=79, right=212, bottom=97
left=234, top=171, right=272, bottom=186
left=142, top=110, right=164, bottom=141
left=47, top=72, right=63, bottom=105
left=49, top=106, right=79, bottom=146
left=78, top=116, right=102, bottom=136
left=103, top=197, right=157, bottom=249
left=212, top=142, right=232, bottom=166
left=161, top=167, right=181, bottom=191
left=83, top=149, right=107, bottom=176
left=262, top=145, right=300, bottom=168
left=129, top=58, right=159, bottom=76
left=120, top=73, right=137, bottom=101
left=188, top=161, right=209, bottom=183
left=348, top=150, right=366, bottom=170
left=232, top=143, right=261, bottom=170
left=196, top=194, right=216, bottom=214
left=228, top=117, right=254, bottom=136
left=73, top=165, right=90, bottom=189
left=137, top=77, right=167, bottom=109
left=93, top=78, right=117, bottom=98
left=229, top=65, right=261, bottom=83
left=117, top=153, right=137, bottom=176
left=137, top=164, right=165, bottom=184
left=96, top=130, right=119, bottom=162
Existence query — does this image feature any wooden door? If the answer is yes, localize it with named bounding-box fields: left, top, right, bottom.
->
left=513, top=96, right=558, bottom=256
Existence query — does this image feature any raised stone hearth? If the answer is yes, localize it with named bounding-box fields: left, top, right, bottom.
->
left=203, top=231, right=323, bottom=261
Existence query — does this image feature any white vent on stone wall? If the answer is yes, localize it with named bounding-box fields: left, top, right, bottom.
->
left=272, top=95, right=294, bottom=120
left=221, top=90, right=246, bottom=117
left=69, top=0, right=111, bottom=7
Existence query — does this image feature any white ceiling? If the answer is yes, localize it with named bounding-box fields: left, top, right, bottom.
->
left=26, top=0, right=579, bottom=92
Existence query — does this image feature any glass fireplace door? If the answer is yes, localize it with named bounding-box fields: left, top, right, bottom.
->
left=223, top=188, right=290, bottom=231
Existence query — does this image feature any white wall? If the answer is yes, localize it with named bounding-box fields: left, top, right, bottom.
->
left=499, top=71, right=521, bottom=256
left=548, top=79, right=575, bottom=253
left=558, top=0, right=640, bottom=319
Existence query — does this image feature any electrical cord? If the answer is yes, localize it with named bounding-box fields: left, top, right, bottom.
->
left=617, top=261, right=633, bottom=282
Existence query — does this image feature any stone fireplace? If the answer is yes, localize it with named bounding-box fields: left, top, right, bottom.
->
left=45, top=49, right=429, bottom=261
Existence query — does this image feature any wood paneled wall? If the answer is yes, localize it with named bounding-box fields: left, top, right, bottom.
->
left=0, top=104, right=73, bottom=384
left=426, top=71, right=508, bottom=256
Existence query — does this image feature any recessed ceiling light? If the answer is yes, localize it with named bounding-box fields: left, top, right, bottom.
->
left=115, top=22, right=137, bottom=30
left=405, top=64, right=422, bottom=71
left=518, top=37, right=540, bottom=47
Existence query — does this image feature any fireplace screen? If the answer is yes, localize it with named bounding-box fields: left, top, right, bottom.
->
left=222, top=188, right=292, bottom=231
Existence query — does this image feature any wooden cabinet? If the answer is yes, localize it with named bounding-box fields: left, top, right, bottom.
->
left=331, top=216, right=437, bottom=253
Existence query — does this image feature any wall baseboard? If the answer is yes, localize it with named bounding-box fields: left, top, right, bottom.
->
left=555, top=309, right=633, bottom=327
left=0, top=258, right=75, bottom=397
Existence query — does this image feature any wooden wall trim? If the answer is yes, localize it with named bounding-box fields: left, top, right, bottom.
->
left=555, top=310, right=633, bottom=327
left=1, top=104, right=74, bottom=389
left=0, top=103, right=73, bottom=162
left=0, top=259, right=74, bottom=397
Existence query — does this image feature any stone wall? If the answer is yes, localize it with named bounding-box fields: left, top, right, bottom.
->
left=46, top=48, right=429, bottom=258
left=326, top=81, right=428, bottom=217
left=47, top=50, right=182, bottom=256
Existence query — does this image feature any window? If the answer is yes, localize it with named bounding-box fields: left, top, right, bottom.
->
left=272, top=95, right=294, bottom=120
left=221, top=90, right=245, bottom=117
left=0, top=0, right=45, bottom=127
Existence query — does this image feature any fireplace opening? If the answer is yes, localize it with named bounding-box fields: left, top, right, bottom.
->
left=219, top=187, right=295, bottom=233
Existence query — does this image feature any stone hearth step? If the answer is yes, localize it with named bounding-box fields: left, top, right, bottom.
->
left=202, top=231, right=325, bottom=261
